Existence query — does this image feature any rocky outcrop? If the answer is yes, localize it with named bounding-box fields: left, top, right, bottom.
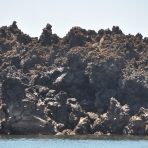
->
left=124, top=107, right=148, bottom=135
left=39, top=24, right=59, bottom=46
left=0, top=22, right=148, bottom=135
left=1, top=78, right=56, bottom=134
left=92, top=98, right=130, bottom=134
left=73, top=117, right=91, bottom=134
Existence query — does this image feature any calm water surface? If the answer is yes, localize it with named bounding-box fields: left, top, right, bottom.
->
left=0, top=135, right=148, bottom=148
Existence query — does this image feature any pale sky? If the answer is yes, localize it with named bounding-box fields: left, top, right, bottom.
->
left=0, top=0, right=148, bottom=37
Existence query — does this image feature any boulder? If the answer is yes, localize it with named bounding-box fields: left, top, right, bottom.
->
left=73, top=117, right=91, bottom=134
left=9, top=116, right=55, bottom=134
left=124, top=107, right=148, bottom=135
left=67, top=98, right=85, bottom=128
left=93, top=98, right=130, bottom=134
left=124, top=116, right=145, bottom=135
left=46, top=91, right=68, bottom=124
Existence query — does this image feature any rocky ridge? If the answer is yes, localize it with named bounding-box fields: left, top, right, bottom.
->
left=0, top=22, right=148, bottom=135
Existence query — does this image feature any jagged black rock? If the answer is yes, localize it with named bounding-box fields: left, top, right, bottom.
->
left=0, top=21, right=148, bottom=135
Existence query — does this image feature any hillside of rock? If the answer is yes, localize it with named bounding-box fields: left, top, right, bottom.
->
left=0, top=22, right=148, bottom=135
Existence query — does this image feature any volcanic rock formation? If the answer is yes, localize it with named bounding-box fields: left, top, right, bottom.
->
left=0, top=22, right=148, bottom=135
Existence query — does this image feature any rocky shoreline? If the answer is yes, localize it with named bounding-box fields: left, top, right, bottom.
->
left=0, top=22, right=148, bottom=135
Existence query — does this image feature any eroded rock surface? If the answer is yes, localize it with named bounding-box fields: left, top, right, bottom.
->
left=0, top=22, right=148, bottom=135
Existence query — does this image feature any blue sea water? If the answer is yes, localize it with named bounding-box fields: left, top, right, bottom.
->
left=0, top=135, right=148, bottom=148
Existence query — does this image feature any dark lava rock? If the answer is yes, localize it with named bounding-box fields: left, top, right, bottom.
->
left=73, top=117, right=91, bottom=134
left=21, top=54, right=43, bottom=71
left=93, top=98, right=130, bottom=134
left=45, top=91, right=68, bottom=124
left=2, top=77, right=26, bottom=104
left=66, top=98, right=85, bottom=128
left=124, top=107, right=148, bottom=135
left=9, top=21, right=32, bottom=45
left=112, top=26, right=123, bottom=34
left=39, top=24, right=60, bottom=46
left=10, top=55, right=21, bottom=68
left=0, top=22, right=148, bottom=135
left=63, top=27, right=89, bottom=48
left=103, top=98, right=130, bottom=134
